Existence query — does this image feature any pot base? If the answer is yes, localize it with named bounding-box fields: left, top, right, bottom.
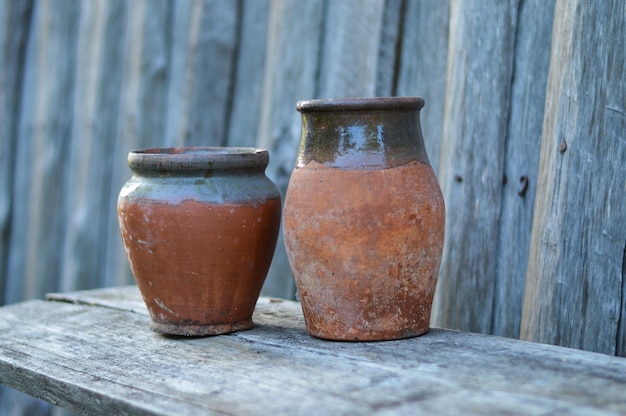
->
left=149, top=318, right=254, bottom=337
left=306, top=326, right=430, bottom=342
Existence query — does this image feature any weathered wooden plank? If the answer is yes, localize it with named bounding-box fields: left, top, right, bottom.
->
left=0, top=8, right=54, bottom=413
left=492, top=0, right=555, bottom=338
left=2, top=5, right=80, bottom=413
left=226, top=0, right=270, bottom=148
left=433, top=0, right=520, bottom=333
left=374, top=0, right=402, bottom=97
left=257, top=0, right=326, bottom=299
left=0, top=0, right=34, bottom=305
left=164, top=0, right=239, bottom=147
left=316, top=0, right=386, bottom=98
left=395, top=0, right=450, bottom=174
left=5, top=0, right=81, bottom=304
left=47, top=284, right=149, bottom=314
left=521, top=0, right=626, bottom=356
left=60, top=0, right=127, bottom=293
left=104, top=0, right=172, bottom=289
left=0, top=286, right=625, bottom=415
left=0, top=7, right=62, bottom=416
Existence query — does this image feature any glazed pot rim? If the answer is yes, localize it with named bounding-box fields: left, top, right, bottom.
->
left=296, top=97, right=424, bottom=113
left=129, top=146, right=266, bottom=157
left=127, top=146, right=269, bottom=173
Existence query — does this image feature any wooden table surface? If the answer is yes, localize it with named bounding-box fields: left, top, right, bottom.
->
left=0, top=285, right=625, bottom=415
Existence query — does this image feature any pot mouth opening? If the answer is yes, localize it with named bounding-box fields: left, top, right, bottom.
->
left=127, top=146, right=269, bottom=174
left=130, top=146, right=264, bottom=157
left=296, top=97, right=424, bottom=113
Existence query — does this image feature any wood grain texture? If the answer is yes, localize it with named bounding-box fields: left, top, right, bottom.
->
left=395, top=0, right=450, bottom=173
left=0, top=0, right=34, bottom=304
left=433, top=0, right=520, bottom=333
left=0, top=2, right=44, bottom=413
left=165, top=0, right=238, bottom=147
left=316, top=0, right=386, bottom=98
left=61, top=0, right=127, bottom=293
left=521, top=0, right=626, bottom=356
left=374, top=0, right=403, bottom=97
left=226, top=0, right=270, bottom=148
left=1, top=286, right=625, bottom=415
left=104, top=0, right=172, bottom=290
left=492, top=0, right=555, bottom=338
left=257, top=0, right=326, bottom=299
left=5, top=0, right=80, bottom=304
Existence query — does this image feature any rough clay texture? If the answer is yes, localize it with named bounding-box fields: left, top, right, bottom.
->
left=284, top=161, right=445, bottom=341
left=117, top=197, right=281, bottom=336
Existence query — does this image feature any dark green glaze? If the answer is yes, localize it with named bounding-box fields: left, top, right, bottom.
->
left=295, top=97, right=430, bottom=169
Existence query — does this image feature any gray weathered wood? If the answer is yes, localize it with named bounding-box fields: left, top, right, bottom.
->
left=104, top=0, right=172, bottom=290
left=1, top=286, right=626, bottom=415
left=374, top=0, right=403, bottom=97
left=395, top=0, right=450, bottom=174
left=492, top=0, right=555, bottom=338
left=2, top=5, right=82, bottom=414
left=0, top=0, right=34, bottom=304
left=60, top=0, right=127, bottom=293
left=5, top=0, right=80, bottom=304
left=433, top=0, right=520, bottom=333
left=521, top=0, right=626, bottom=356
left=0, top=2, right=42, bottom=414
left=317, top=0, right=386, bottom=98
left=226, top=0, right=270, bottom=148
left=165, top=0, right=238, bottom=147
left=257, top=0, right=326, bottom=299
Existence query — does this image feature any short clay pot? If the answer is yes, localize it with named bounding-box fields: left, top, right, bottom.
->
left=117, top=147, right=281, bottom=336
left=283, top=97, right=445, bottom=341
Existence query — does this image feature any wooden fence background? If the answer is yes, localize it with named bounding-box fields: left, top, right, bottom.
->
left=2, top=0, right=625, bottom=359
left=1, top=0, right=625, bottom=413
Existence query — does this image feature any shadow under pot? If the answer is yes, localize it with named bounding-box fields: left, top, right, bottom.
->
left=283, top=97, right=445, bottom=341
left=117, top=147, right=281, bottom=336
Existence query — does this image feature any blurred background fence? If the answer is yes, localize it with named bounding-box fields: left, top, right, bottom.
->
left=2, top=0, right=625, bottom=413
left=1, top=0, right=625, bottom=359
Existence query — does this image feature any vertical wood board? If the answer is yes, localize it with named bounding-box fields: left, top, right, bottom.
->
left=316, top=0, right=385, bottom=98
left=492, top=0, right=555, bottom=338
left=226, top=0, right=270, bottom=148
left=104, top=0, right=173, bottom=289
left=433, top=0, right=520, bottom=333
left=521, top=0, right=626, bottom=355
left=5, top=0, right=80, bottom=304
left=165, top=0, right=238, bottom=147
left=0, top=0, right=34, bottom=305
left=61, top=0, right=127, bottom=292
left=257, top=0, right=326, bottom=299
left=395, top=0, right=450, bottom=173
left=374, top=0, right=403, bottom=97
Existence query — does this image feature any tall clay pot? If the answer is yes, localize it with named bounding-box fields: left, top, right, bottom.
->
left=283, top=97, right=445, bottom=341
left=117, top=147, right=281, bottom=336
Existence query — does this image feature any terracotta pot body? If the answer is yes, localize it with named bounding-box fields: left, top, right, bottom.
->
left=117, top=147, right=281, bottom=336
left=283, top=97, right=445, bottom=341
